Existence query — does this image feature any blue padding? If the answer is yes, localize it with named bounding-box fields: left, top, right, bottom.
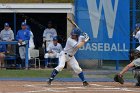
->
left=5, top=56, right=16, bottom=60
left=0, top=77, right=136, bottom=82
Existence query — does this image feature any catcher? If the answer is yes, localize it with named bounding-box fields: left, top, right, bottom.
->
left=114, top=49, right=140, bottom=86
left=114, top=23, right=140, bottom=86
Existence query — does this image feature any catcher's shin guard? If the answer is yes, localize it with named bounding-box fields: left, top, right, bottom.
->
left=136, top=74, right=140, bottom=85
left=133, top=66, right=140, bottom=86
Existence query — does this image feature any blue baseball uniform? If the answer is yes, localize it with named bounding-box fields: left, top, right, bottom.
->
left=16, top=29, right=30, bottom=60
left=16, top=29, right=30, bottom=41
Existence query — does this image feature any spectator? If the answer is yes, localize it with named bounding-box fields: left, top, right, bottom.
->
left=0, top=23, right=14, bottom=54
left=16, top=22, right=30, bottom=68
left=43, top=21, right=57, bottom=51
left=0, top=44, right=6, bottom=68
left=44, top=36, right=62, bottom=68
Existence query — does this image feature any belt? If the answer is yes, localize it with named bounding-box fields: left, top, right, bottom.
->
left=65, top=53, right=73, bottom=57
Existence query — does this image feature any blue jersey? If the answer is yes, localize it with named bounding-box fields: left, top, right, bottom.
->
left=0, top=44, right=6, bottom=53
left=16, top=29, right=30, bottom=41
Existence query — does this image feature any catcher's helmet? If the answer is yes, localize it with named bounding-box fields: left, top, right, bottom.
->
left=71, top=28, right=81, bottom=36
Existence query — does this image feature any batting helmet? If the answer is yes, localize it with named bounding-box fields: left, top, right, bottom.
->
left=71, top=28, right=81, bottom=36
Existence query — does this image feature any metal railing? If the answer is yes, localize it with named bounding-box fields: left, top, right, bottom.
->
left=0, top=41, right=29, bottom=69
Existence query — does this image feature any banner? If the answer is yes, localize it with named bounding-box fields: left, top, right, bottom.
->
left=75, top=0, right=130, bottom=60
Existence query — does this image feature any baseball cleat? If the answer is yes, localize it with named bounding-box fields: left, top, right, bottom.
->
left=83, top=81, right=89, bottom=86
left=47, top=78, right=53, bottom=85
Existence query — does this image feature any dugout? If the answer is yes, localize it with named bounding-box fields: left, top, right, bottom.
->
left=0, top=3, right=74, bottom=68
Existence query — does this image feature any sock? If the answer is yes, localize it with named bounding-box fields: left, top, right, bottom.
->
left=28, top=60, right=31, bottom=67
left=50, top=69, right=59, bottom=79
left=78, top=72, right=86, bottom=82
left=45, top=58, right=49, bottom=67
left=21, top=59, right=25, bottom=68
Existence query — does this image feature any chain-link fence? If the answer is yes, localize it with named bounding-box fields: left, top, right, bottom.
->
left=130, top=0, right=140, bottom=49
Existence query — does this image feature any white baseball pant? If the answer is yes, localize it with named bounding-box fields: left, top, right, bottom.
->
left=55, top=51, right=82, bottom=74
left=19, top=46, right=31, bottom=60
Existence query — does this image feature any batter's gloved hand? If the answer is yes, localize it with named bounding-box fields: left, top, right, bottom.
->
left=83, top=33, right=89, bottom=42
left=114, top=74, right=124, bottom=84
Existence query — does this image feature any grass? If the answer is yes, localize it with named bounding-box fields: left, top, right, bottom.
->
left=0, top=69, right=72, bottom=78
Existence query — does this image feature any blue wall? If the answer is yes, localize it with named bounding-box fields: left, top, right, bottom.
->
left=75, top=0, right=130, bottom=60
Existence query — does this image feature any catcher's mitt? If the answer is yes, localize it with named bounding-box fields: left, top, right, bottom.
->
left=114, top=74, right=124, bottom=84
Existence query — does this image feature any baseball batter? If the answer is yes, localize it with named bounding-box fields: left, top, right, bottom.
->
left=43, top=21, right=57, bottom=50
left=48, top=28, right=89, bottom=86
left=44, top=36, right=62, bottom=67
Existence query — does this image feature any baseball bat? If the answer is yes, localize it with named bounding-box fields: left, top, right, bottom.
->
left=67, top=17, right=90, bottom=40
left=67, top=17, right=80, bottom=29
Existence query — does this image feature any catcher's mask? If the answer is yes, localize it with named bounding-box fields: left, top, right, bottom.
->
left=129, top=49, right=140, bottom=61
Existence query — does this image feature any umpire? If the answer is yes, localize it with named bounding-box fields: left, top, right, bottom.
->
left=16, top=22, right=30, bottom=68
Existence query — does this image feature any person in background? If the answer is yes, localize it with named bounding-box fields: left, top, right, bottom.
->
left=43, top=21, right=57, bottom=51
left=0, top=23, right=14, bottom=54
left=16, top=22, right=30, bottom=68
left=133, top=23, right=140, bottom=50
left=44, top=36, right=62, bottom=68
left=0, top=43, right=6, bottom=68
left=26, top=25, right=35, bottom=60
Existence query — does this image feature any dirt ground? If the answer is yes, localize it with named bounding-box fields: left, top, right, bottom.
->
left=0, top=81, right=140, bottom=93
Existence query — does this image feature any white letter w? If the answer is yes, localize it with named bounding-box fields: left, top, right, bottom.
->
left=87, top=0, right=119, bottom=38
